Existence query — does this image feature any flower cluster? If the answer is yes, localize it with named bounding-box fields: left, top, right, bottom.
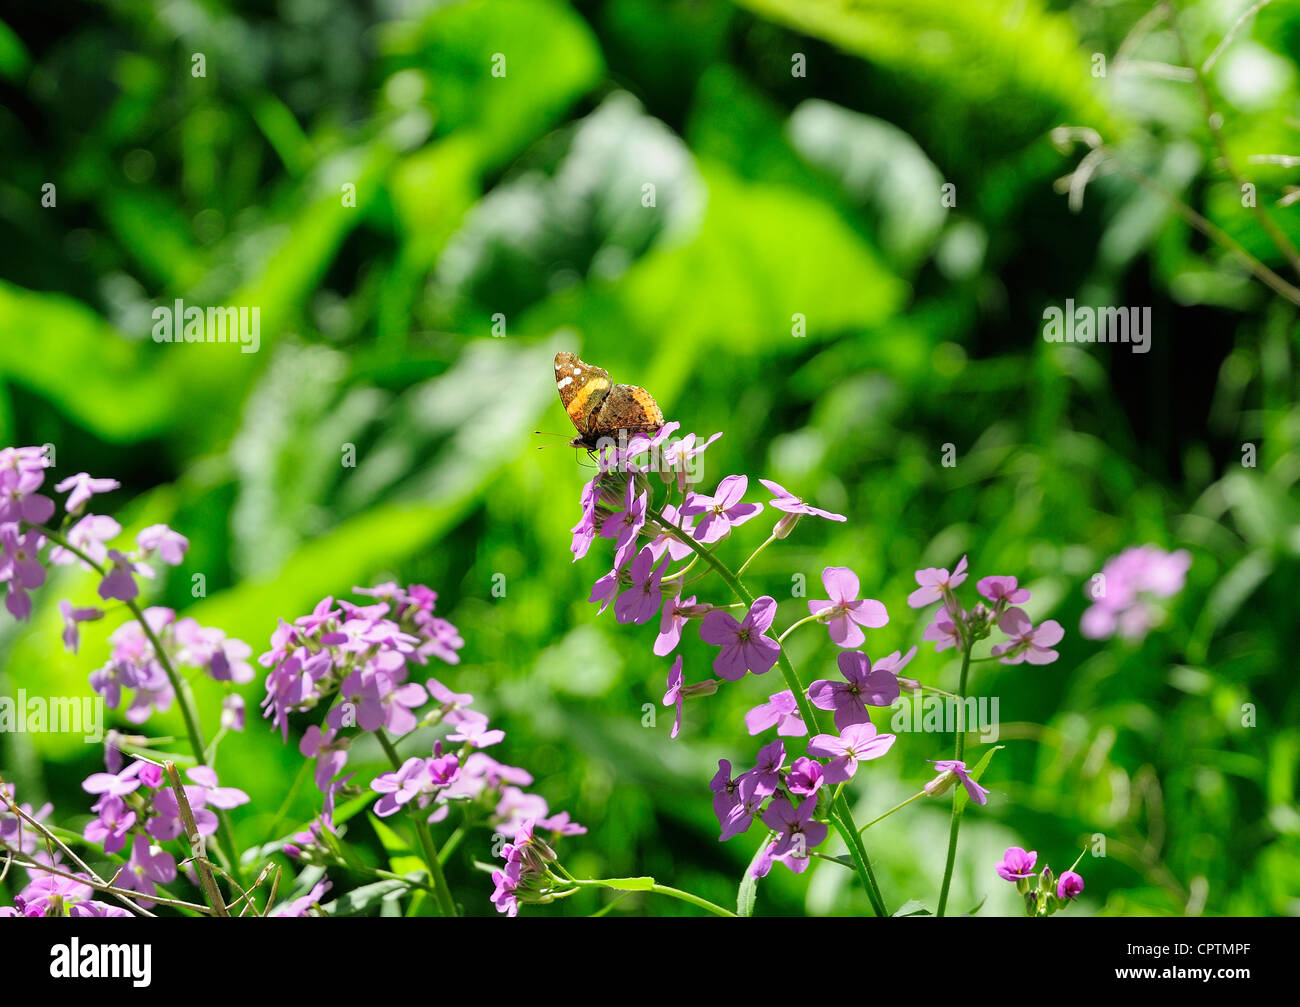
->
left=81, top=758, right=249, bottom=906
left=565, top=420, right=1090, bottom=910
left=0, top=875, right=132, bottom=918
left=995, top=845, right=1085, bottom=916
left=88, top=606, right=253, bottom=726
left=1080, top=544, right=1191, bottom=641
left=260, top=583, right=463, bottom=743
left=261, top=584, right=587, bottom=914
left=0, top=445, right=193, bottom=621
left=490, top=815, right=589, bottom=917
left=910, top=561, right=1063, bottom=665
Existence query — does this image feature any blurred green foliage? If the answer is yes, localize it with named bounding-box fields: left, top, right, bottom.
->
left=0, top=0, right=1297, bottom=916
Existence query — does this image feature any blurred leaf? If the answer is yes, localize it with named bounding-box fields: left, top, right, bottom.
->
left=321, top=879, right=410, bottom=916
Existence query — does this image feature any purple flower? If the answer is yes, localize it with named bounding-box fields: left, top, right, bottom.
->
left=221, top=694, right=246, bottom=732
left=494, top=788, right=549, bottom=834
left=807, top=651, right=900, bottom=731
left=186, top=766, right=250, bottom=809
left=806, top=722, right=895, bottom=784
left=807, top=567, right=888, bottom=647
left=738, top=739, right=786, bottom=800
left=680, top=474, right=763, bottom=544
left=922, top=609, right=962, bottom=652
left=97, top=549, right=140, bottom=602
left=720, top=790, right=763, bottom=842
left=663, top=656, right=684, bottom=739
left=117, top=833, right=177, bottom=906
left=660, top=430, right=723, bottom=489
left=786, top=757, right=824, bottom=797
left=58, top=600, right=103, bottom=655
left=907, top=555, right=969, bottom=608
left=758, top=478, right=846, bottom=522
left=995, top=845, right=1038, bottom=881
left=147, top=786, right=217, bottom=841
left=600, top=479, right=647, bottom=568
left=1080, top=545, right=1191, bottom=641
left=14, top=874, right=95, bottom=917
left=54, top=472, right=120, bottom=514
left=271, top=879, right=333, bottom=917
left=0, top=787, right=53, bottom=859
left=646, top=503, right=696, bottom=563
left=538, top=810, right=587, bottom=836
left=710, top=759, right=741, bottom=832
left=570, top=478, right=599, bottom=562
left=588, top=565, right=620, bottom=615
left=614, top=546, right=669, bottom=625
left=0, top=466, right=54, bottom=525
left=83, top=763, right=146, bottom=799
left=699, top=595, right=780, bottom=681
left=83, top=796, right=136, bottom=855
left=654, top=592, right=696, bottom=656
left=1057, top=870, right=1085, bottom=900
left=1, top=527, right=46, bottom=618
left=755, top=796, right=827, bottom=876
left=136, top=524, right=188, bottom=566
left=371, top=757, right=432, bottom=817
left=339, top=666, right=427, bottom=734
left=48, top=513, right=120, bottom=568
left=991, top=608, right=1063, bottom=665
left=976, top=575, right=1030, bottom=605
left=446, top=709, right=506, bottom=749
left=491, top=862, right=521, bottom=917
left=744, top=690, right=807, bottom=737
left=927, top=759, right=991, bottom=805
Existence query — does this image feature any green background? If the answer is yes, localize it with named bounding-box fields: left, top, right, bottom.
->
left=0, top=0, right=1297, bottom=916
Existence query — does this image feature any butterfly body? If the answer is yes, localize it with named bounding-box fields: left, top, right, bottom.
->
left=554, top=351, right=663, bottom=450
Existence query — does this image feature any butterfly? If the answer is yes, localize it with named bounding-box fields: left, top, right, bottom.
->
left=554, top=351, right=664, bottom=450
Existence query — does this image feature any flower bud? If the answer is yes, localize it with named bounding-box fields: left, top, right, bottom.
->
left=773, top=511, right=801, bottom=540
left=924, top=769, right=957, bottom=798
left=682, top=679, right=719, bottom=698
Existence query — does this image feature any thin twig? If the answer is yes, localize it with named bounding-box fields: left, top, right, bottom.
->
left=1202, top=0, right=1274, bottom=73
left=164, top=761, right=230, bottom=917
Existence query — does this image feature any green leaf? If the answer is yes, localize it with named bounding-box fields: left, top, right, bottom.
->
left=738, top=835, right=774, bottom=917
left=320, top=879, right=412, bottom=916
left=0, top=19, right=31, bottom=80
left=733, top=0, right=1113, bottom=144
left=967, top=895, right=988, bottom=916
left=892, top=899, right=932, bottom=917
left=369, top=814, right=427, bottom=878
left=592, top=876, right=656, bottom=891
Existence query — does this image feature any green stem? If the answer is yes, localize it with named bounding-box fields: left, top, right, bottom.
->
left=563, top=877, right=737, bottom=917
left=660, top=555, right=698, bottom=584
left=858, top=790, right=927, bottom=834
left=935, top=641, right=974, bottom=918
left=439, top=822, right=467, bottom=865
left=736, top=532, right=778, bottom=579
left=375, top=729, right=458, bottom=917
left=30, top=522, right=245, bottom=890
left=777, top=608, right=835, bottom=643
left=645, top=505, right=888, bottom=917
left=647, top=883, right=738, bottom=917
